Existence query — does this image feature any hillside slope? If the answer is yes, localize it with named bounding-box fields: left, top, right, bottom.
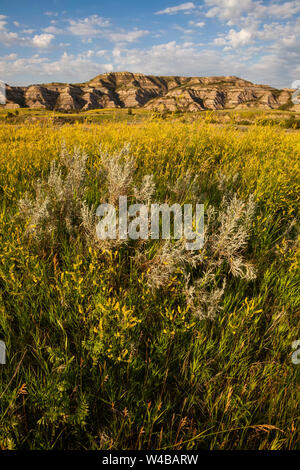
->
left=4, top=71, right=294, bottom=111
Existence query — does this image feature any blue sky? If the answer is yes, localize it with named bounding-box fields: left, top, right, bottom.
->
left=0, top=1, right=299, bottom=88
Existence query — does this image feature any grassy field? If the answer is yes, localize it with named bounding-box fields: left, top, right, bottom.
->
left=1, top=106, right=300, bottom=128
left=0, top=112, right=299, bottom=450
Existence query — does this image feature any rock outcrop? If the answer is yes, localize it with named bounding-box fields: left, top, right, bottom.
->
left=3, top=72, right=294, bottom=111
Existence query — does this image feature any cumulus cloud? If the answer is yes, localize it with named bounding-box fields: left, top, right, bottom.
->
left=43, top=25, right=64, bottom=34
left=65, top=14, right=149, bottom=44
left=108, top=29, right=149, bottom=43
left=0, top=51, right=113, bottom=84
left=205, top=0, right=253, bottom=21
left=110, top=34, right=300, bottom=88
left=44, top=12, right=59, bottom=17
left=65, top=14, right=148, bottom=44
left=1, top=3, right=300, bottom=90
left=68, top=15, right=110, bottom=36
left=112, top=41, right=229, bottom=76
left=224, top=29, right=253, bottom=47
left=2, top=29, right=299, bottom=89
left=0, top=16, right=52, bottom=48
left=205, top=0, right=300, bottom=23
left=213, top=16, right=300, bottom=51
left=156, top=2, right=196, bottom=15
left=22, top=29, right=35, bottom=34
left=189, top=21, right=206, bottom=27
left=254, top=1, right=300, bottom=19
left=0, top=15, right=19, bottom=45
left=0, top=31, right=20, bottom=45
left=31, top=33, right=54, bottom=48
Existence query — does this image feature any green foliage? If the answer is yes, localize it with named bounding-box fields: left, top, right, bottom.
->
left=0, top=118, right=299, bottom=450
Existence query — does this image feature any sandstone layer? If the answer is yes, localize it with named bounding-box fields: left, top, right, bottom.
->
left=3, top=72, right=294, bottom=111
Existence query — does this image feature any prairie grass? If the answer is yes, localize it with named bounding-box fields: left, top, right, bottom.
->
left=0, top=118, right=299, bottom=450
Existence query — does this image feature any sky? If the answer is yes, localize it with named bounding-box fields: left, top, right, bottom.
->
left=0, top=0, right=299, bottom=88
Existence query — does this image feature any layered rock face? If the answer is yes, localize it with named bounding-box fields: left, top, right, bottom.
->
left=3, top=72, right=294, bottom=111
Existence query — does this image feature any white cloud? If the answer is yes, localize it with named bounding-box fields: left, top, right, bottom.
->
left=43, top=25, right=64, bottom=34
left=22, top=29, right=35, bottom=34
left=96, top=50, right=108, bottom=56
left=214, top=37, right=227, bottom=45
left=0, top=17, right=38, bottom=47
left=44, top=12, right=59, bottom=17
left=111, top=35, right=300, bottom=88
left=282, top=35, right=297, bottom=46
left=68, top=15, right=110, bottom=36
left=108, top=29, right=149, bottom=43
left=205, top=0, right=253, bottom=21
left=3, top=53, right=17, bottom=60
left=214, top=28, right=253, bottom=48
left=255, top=1, right=300, bottom=19
left=0, top=51, right=114, bottom=84
left=0, top=29, right=22, bottom=46
left=1, top=3, right=299, bottom=90
left=66, top=15, right=148, bottom=44
left=189, top=21, right=206, bottom=27
left=2, top=31, right=300, bottom=89
left=112, top=41, right=226, bottom=76
left=255, top=20, right=300, bottom=42
left=156, top=2, right=196, bottom=15
left=205, top=0, right=300, bottom=24
left=226, top=28, right=253, bottom=47
left=212, top=10, right=300, bottom=54
left=31, top=33, right=54, bottom=48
